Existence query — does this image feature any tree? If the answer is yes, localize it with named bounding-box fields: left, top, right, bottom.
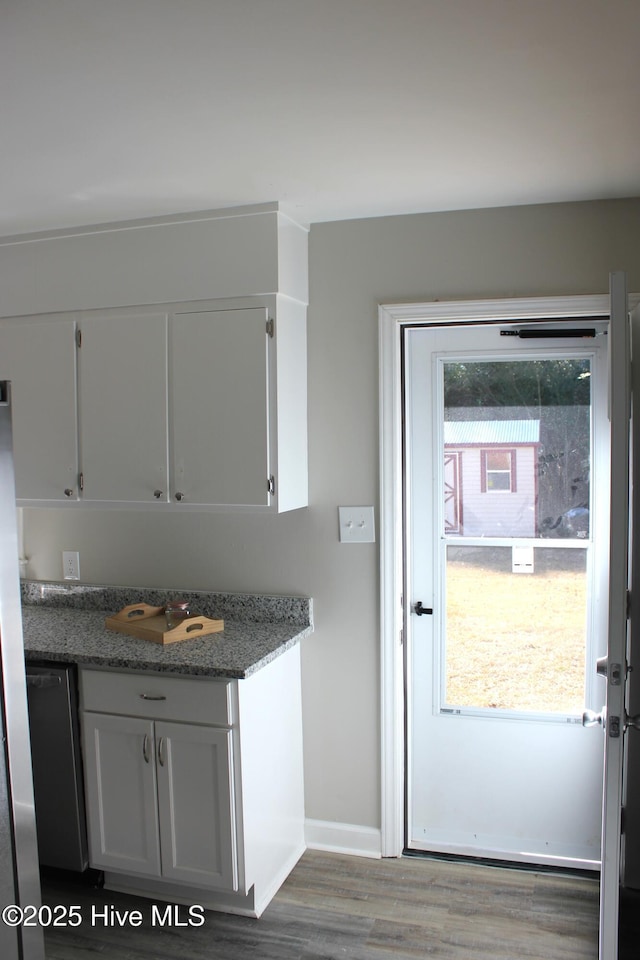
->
left=444, top=359, right=590, bottom=408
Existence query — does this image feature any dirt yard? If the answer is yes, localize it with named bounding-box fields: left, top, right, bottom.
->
left=445, top=555, right=587, bottom=714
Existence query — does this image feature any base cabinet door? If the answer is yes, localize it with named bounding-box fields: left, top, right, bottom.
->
left=82, top=711, right=239, bottom=892
left=155, top=722, right=237, bottom=890
left=82, top=713, right=160, bottom=877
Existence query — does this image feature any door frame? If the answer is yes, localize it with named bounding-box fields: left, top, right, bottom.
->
left=378, top=292, right=639, bottom=859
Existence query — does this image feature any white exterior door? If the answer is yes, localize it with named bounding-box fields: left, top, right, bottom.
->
left=405, top=318, right=610, bottom=867
left=598, top=272, right=633, bottom=960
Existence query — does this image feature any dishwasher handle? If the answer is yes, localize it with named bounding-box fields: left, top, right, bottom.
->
left=26, top=673, right=62, bottom=689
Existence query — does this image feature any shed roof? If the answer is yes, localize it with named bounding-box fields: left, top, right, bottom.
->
left=444, top=419, right=540, bottom=445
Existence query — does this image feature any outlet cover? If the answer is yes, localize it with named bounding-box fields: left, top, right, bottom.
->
left=338, top=506, right=375, bottom=543
left=63, top=551, right=80, bottom=580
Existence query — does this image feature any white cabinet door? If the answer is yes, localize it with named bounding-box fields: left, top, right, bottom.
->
left=0, top=300, right=306, bottom=511
left=82, top=713, right=161, bottom=877
left=155, top=721, right=238, bottom=890
left=0, top=317, right=78, bottom=501
left=170, top=308, right=271, bottom=506
left=78, top=312, right=169, bottom=502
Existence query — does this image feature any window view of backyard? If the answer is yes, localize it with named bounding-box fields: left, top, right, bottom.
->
left=445, top=546, right=587, bottom=714
left=442, top=358, right=592, bottom=716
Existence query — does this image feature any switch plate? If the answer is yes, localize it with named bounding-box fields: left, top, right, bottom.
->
left=338, top=506, right=375, bottom=543
left=62, top=551, right=80, bottom=580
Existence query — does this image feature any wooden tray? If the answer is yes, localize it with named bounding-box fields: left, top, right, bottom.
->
left=105, top=603, right=224, bottom=645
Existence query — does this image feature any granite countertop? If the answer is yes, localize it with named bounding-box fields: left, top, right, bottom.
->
left=21, top=581, right=313, bottom=680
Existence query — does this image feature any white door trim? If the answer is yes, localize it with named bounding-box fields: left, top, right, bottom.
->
left=378, top=292, right=639, bottom=859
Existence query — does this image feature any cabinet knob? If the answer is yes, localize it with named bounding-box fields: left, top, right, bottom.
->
left=153, top=489, right=163, bottom=499
left=174, top=491, right=185, bottom=502
left=64, top=488, right=74, bottom=498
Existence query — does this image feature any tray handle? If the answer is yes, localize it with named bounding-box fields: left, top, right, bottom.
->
left=112, top=603, right=165, bottom=622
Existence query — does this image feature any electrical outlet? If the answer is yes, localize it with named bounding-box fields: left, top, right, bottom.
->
left=62, top=551, right=80, bottom=580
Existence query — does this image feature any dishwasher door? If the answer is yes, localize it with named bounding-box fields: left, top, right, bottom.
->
left=26, top=664, right=88, bottom=872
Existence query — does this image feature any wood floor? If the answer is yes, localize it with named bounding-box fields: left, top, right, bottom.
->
left=41, top=850, right=600, bottom=960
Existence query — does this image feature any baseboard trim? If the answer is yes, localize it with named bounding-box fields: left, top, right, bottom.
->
left=252, top=841, right=307, bottom=917
left=304, top=819, right=382, bottom=859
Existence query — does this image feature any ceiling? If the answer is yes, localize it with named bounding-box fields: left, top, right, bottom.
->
left=3, top=0, right=639, bottom=236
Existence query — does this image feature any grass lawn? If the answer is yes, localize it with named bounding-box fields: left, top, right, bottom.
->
left=445, top=557, right=587, bottom=714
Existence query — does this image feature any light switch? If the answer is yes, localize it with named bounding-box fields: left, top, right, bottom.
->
left=338, top=506, right=375, bottom=543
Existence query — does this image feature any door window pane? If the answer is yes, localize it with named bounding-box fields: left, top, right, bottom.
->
left=443, top=359, right=591, bottom=539
left=443, top=546, right=588, bottom=715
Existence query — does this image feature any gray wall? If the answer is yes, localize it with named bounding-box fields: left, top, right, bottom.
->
left=23, top=197, right=640, bottom=836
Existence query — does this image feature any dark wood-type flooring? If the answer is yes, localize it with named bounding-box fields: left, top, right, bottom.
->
left=41, top=850, right=603, bottom=959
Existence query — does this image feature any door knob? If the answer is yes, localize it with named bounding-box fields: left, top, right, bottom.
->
left=413, top=601, right=433, bottom=616
left=582, top=709, right=604, bottom=727
left=625, top=714, right=640, bottom=732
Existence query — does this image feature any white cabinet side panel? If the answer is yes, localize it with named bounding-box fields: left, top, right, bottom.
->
left=274, top=298, right=308, bottom=511
left=276, top=214, right=309, bottom=305
left=237, top=644, right=305, bottom=901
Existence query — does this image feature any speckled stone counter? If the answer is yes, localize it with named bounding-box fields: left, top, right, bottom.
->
left=21, top=581, right=313, bottom=679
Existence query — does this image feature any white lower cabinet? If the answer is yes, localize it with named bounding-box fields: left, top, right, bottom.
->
left=81, top=714, right=161, bottom=878
left=156, top=721, right=237, bottom=890
left=81, top=714, right=237, bottom=890
left=79, top=647, right=305, bottom=917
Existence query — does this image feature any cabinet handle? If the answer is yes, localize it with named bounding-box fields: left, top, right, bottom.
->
left=158, top=737, right=166, bottom=767
left=174, top=491, right=184, bottom=502
left=64, top=488, right=74, bottom=498
left=153, top=489, right=163, bottom=499
left=142, top=734, right=150, bottom=764
left=139, top=693, right=167, bottom=701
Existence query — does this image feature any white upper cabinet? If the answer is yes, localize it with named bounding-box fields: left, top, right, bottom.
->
left=0, top=205, right=308, bottom=512
left=0, top=317, right=78, bottom=501
left=79, top=312, right=169, bottom=503
left=170, top=308, right=271, bottom=507
left=0, top=297, right=307, bottom=511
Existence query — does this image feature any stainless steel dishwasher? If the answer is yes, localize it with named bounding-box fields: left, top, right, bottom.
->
left=26, top=663, right=88, bottom=872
